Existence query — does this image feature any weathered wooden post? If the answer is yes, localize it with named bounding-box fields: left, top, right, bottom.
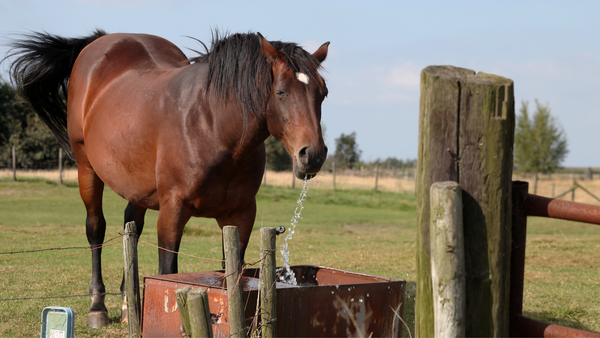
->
left=374, top=164, right=379, bottom=191
left=187, top=288, right=213, bottom=337
left=58, top=148, right=63, bottom=185
left=12, top=145, right=16, bottom=181
left=416, top=66, right=514, bottom=337
left=430, top=181, right=466, bottom=337
left=223, top=226, right=247, bottom=338
left=176, top=286, right=193, bottom=336
left=123, top=221, right=142, bottom=337
left=176, top=286, right=213, bottom=338
left=259, top=227, right=277, bottom=338
left=332, top=161, right=337, bottom=191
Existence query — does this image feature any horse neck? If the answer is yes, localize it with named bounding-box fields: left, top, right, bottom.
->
left=209, top=94, right=270, bottom=162
left=176, top=63, right=270, bottom=162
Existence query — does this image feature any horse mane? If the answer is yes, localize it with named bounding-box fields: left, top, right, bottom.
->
left=190, top=31, right=326, bottom=118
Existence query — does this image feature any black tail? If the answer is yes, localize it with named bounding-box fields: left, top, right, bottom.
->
left=4, top=30, right=107, bottom=156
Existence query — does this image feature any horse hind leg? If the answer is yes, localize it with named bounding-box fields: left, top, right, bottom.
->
left=77, top=164, right=110, bottom=328
left=120, top=202, right=147, bottom=323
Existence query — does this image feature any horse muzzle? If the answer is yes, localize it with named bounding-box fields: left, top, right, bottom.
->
left=294, top=145, right=328, bottom=179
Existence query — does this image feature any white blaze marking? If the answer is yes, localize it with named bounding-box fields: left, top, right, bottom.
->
left=296, top=72, right=309, bottom=84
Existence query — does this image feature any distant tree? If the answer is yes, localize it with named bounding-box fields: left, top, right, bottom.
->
left=334, top=132, right=361, bottom=169
left=264, top=135, right=292, bottom=171
left=0, top=79, right=71, bottom=168
left=514, top=100, right=568, bottom=186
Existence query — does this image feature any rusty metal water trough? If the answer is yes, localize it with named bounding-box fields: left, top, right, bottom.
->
left=142, top=264, right=406, bottom=337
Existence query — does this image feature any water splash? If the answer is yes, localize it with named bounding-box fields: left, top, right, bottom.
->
left=279, top=176, right=310, bottom=285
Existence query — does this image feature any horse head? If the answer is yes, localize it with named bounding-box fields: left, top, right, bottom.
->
left=259, top=33, right=329, bottom=179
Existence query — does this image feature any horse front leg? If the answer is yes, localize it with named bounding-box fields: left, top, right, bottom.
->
left=120, top=202, right=147, bottom=322
left=156, top=199, right=192, bottom=275
left=216, top=200, right=257, bottom=268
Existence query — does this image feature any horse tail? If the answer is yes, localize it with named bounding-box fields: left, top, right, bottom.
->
left=5, top=30, right=107, bottom=156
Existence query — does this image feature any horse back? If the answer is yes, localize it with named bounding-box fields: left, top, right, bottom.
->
left=67, top=34, right=194, bottom=206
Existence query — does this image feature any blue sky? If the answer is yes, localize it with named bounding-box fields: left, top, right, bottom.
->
left=1, top=1, right=599, bottom=166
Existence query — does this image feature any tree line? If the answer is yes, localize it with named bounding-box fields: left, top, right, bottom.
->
left=0, top=79, right=74, bottom=169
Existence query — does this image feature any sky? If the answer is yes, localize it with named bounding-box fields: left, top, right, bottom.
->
left=1, top=1, right=599, bottom=167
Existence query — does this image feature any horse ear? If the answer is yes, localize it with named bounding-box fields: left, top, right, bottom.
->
left=257, top=32, right=282, bottom=64
left=313, top=41, right=330, bottom=64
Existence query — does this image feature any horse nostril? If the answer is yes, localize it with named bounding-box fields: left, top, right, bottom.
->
left=299, top=146, right=308, bottom=158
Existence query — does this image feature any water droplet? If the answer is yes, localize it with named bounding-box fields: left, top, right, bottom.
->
left=335, top=285, right=339, bottom=289
left=359, top=298, right=363, bottom=303
left=348, top=288, right=351, bottom=291
left=367, top=293, right=370, bottom=297
left=331, top=291, right=334, bottom=294
left=351, top=298, right=354, bottom=302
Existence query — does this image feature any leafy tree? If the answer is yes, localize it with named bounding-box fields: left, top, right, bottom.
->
left=334, top=132, right=361, bottom=169
left=0, top=79, right=71, bottom=168
left=264, top=135, right=292, bottom=171
left=514, top=100, right=568, bottom=178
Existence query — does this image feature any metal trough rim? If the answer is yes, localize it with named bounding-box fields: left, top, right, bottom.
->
left=144, top=264, right=404, bottom=290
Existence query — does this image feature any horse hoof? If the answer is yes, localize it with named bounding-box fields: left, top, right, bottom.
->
left=88, top=311, right=109, bottom=328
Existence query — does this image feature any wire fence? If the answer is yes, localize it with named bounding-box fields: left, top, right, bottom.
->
left=0, top=229, right=276, bottom=338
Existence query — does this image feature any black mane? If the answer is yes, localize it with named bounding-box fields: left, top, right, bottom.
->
left=191, top=31, right=326, bottom=118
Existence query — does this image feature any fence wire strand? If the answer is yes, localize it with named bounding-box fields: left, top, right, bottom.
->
left=0, top=234, right=123, bottom=255
left=0, top=235, right=123, bottom=273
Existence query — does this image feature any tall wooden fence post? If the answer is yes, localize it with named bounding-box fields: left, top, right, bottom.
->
left=430, top=181, right=466, bottom=337
left=223, top=226, right=247, bottom=338
left=58, top=148, right=63, bottom=185
left=123, top=221, right=141, bottom=337
left=332, top=161, right=337, bottom=191
left=416, top=66, right=514, bottom=337
left=374, top=164, right=379, bottom=191
left=260, top=227, right=277, bottom=338
left=12, top=145, right=16, bottom=181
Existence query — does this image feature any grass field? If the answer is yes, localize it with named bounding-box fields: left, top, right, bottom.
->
left=0, top=173, right=599, bottom=337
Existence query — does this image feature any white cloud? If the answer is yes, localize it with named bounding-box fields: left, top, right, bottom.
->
left=387, top=62, right=421, bottom=88
left=328, top=61, right=421, bottom=106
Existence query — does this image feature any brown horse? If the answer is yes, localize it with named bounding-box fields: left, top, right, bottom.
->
left=6, top=30, right=328, bottom=327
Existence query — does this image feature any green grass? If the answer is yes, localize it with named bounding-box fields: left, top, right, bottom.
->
left=0, top=178, right=599, bottom=337
left=0, top=179, right=418, bottom=337
left=522, top=217, right=600, bottom=332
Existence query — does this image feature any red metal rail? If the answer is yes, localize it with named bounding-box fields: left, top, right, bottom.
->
left=510, top=181, right=600, bottom=338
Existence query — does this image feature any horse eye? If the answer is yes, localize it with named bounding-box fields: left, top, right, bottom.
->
left=276, top=90, right=287, bottom=97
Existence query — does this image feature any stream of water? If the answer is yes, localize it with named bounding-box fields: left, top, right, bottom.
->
left=278, top=176, right=310, bottom=285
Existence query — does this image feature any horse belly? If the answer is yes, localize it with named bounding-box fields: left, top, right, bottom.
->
left=82, top=102, right=161, bottom=210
